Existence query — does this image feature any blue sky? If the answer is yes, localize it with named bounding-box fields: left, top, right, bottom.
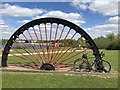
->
left=0, top=1, right=118, bottom=39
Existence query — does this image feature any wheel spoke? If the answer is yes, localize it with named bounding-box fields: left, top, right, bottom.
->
left=17, top=37, right=42, bottom=63
left=51, top=28, right=71, bottom=63
left=52, top=26, right=65, bottom=62
left=38, top=25, right=47, bottom=61
left=54, top=34, right=78, bottom=63
left=44, top=23, right=51, bottom=62
left=50, top=24, right=59, bottom=63
left=26, top=29, right=44, bottom=62
left=57, top=48, right=89, bottom=65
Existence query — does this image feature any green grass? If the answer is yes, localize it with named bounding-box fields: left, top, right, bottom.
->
left=2, top=72, right=118, bottom=88
left=103, top=50, right=118, bottom=71
left=2, top=50, right=119, bottom=88
left=7, top=48, right=94, bottom=64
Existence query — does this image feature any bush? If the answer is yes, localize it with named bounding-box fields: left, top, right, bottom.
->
left=94, top=37, right=111, bottom=49
left=106, top=41, right=120, bottom=50
left=94, top=34, right=120, bottom=50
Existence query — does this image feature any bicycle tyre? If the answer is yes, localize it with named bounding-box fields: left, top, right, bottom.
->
left=91, top=60, right=111, bottom=73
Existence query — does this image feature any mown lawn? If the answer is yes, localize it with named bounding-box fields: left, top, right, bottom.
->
left=2, top=50, right=118, bottom=88
left=2, top=71, right=118, bottom=88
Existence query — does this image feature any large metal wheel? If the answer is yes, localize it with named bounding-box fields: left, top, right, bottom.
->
left=2, top=17, right=102, bottom=71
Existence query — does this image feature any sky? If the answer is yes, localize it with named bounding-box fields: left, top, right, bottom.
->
left=0, top=0, right=119, bottom=39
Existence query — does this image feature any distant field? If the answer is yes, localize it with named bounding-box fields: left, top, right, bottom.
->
left=5, top=48, right=95, bottom=65
left=2, top=50, right=118, bottom=88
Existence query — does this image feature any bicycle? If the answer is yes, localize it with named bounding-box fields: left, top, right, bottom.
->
left=73, top=52, right=111, bottom=73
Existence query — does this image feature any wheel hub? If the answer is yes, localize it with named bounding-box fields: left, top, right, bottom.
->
left=40, top=63, right=55, bottom=70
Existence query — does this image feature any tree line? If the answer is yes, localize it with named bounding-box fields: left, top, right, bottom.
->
left=94, top=33, right=120, bottom=50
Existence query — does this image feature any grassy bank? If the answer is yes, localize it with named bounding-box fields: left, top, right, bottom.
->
left=2, top=71, right=118, bottom=88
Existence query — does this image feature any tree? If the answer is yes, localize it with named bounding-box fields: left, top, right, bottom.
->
left=94, top=36, right=111, bottom=49
left=106, top=34, right=120, bottom=50
left=93, top=33, right=120, bottom=50
left=106, top=33, right=115, bottom=41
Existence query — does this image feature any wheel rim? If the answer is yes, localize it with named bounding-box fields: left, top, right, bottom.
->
left=2, top=17, right=101, bottom=71
left=102, top=60, right=111, bottom=73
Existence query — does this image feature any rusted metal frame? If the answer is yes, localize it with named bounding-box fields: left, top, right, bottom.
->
left=49, top=23, right=53, bottom=62
left=56, top=49, right=93, bottom=68
left=38, top=25, right=47, bottom=61
left=56, top=64, right=70, bottom=68
left=8, top=57, right=23, bottom=64
left=54, top=32, right=77, bottom=63
left=11, top=46, right=38, bottom=65
left=14, top=38, right=41, bottom=64
left=27, top=30, right=44, bottom=62
left=55, top=36, right=80, bottom=63
left=50, top=24, right=59, bottom=63
left=9, top=52, right=26, bottom=61
left=19, top=34, right=41, bottom=63
left=52, top=28, right=71, bottom=63
left=51, top=26, right=65, bottom=62
left=8, top=57, right=26, bottom=65
left=8, top=57, right=37, bottom=69
left=44, top=23, right=50, bottom=61
left=13, top=37, right=41, bottom=63
left=56, top=46, right=93, bottom=66
left=27, top=29, right=43, bottom=60
left=32, top=26, right=45, bottom=63
left=63, top=51, right=93, bottom=63
left=57, top=48, right=89, bottom=65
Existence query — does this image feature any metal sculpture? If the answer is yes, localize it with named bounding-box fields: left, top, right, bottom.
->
left=1, top=17, right=111, bottom=73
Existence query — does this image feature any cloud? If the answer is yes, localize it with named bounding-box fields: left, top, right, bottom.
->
left=107, top=16, right=119, bottom=24
left=2, top=3, right=118, bottom=40
left=1, top=3, right=85, bottom=26
left=33, top=10, right=85, bottom=26
left=71, top=1, right=119, bottom=38
left=71, top=0, right=118, bottom=16
left=17, top=20, right=31, bottom=24
left=85, top=24, right=118, bottom=38
left=1, top=4, right=45, bottom=17
left=0, top=19, right=5, bottom=25
left=18, top=10, right=85, bottom=26
left=0, top=19, right=16, bottom=39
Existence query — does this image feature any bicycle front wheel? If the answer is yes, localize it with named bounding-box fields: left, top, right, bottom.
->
left=101, top=60, right=111, bottom=73
left=91, top=60, right=111, bottom=73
